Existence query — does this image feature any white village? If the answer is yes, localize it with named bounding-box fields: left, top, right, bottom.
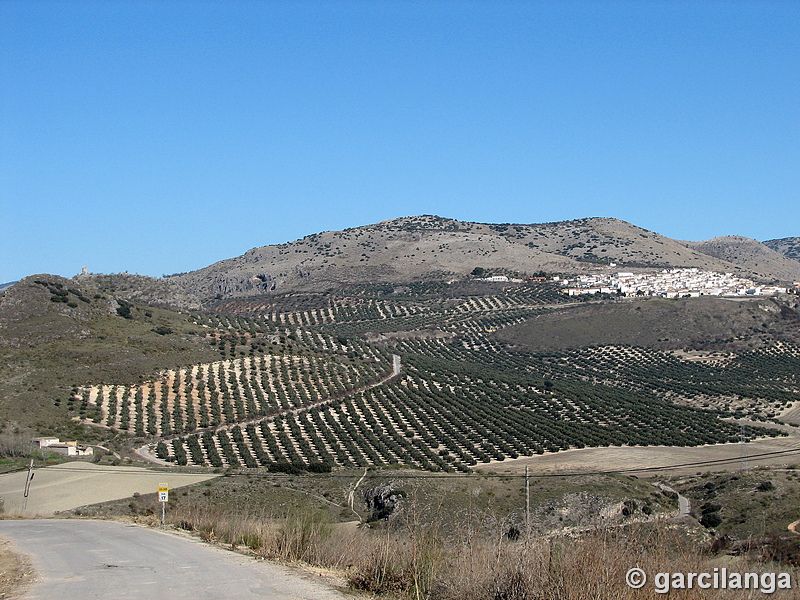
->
left=558, top=268, right=790, bottom=298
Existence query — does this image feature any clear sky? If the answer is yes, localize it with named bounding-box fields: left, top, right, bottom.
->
left=1, top=1, right=798, bottom=283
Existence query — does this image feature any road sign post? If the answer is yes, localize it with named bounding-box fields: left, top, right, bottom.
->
left=158, top=483, right=168, bottom=526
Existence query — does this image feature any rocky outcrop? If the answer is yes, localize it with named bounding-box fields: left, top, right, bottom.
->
left=363, top=481, right=406, bottom=522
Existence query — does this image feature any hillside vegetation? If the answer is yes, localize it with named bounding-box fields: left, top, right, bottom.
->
left=77, top=215, right=800, bottom=305
left=15, top=278, right=786, bottom=471
left=494, top=296, right=800, bottom=351
left=0, top=276, right=217, bottom=440
left=765, top=236, right=800, bottom=261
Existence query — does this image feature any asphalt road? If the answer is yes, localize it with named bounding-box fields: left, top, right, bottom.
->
left=0, top=519, right=350, bottom=600
left=655, top=483, right=691, bottom=517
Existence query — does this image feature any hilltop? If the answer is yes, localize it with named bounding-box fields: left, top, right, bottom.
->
left=684, top=236, right=800, bottom=282
left=143, top=215, right=798, bottom=305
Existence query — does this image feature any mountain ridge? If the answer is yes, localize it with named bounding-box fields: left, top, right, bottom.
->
left=67, top=215, right=799, bottom=306
left=171, top=215, right=800, bottom=304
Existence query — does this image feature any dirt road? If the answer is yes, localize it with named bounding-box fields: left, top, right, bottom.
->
left=0, top=519, right=348, bottom=600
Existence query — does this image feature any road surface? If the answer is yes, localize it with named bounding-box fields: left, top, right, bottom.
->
left=0, top=519, right=349, bottom=600
left=655, top=483, right=691, bottom=517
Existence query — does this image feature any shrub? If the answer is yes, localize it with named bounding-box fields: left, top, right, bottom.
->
left=269, top=461, right=304, bottom=474
left=700, top=512, right=722, bottom=528
left=306, top=461, right=333, bottom=473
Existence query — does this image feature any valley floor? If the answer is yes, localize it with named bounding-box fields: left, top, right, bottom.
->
left=481, top=433, right=800, bottom=476
left=0, top=462, right=217, bottom=516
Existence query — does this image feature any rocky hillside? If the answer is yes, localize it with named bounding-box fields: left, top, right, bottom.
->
left=764, top=237, right=800, bottom=262
left=684, top=236, right=800, bottom=282
left=166, top=215, right=799, bottom=304
left=46, top=216, right=798, bottom=307
left=74, top=272, right=202, bottom=309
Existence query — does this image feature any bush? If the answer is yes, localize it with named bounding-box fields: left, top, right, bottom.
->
left=700, top=512, right=722, bottom=528
left=269, top=461, right=304, bottom=474
left=306, top=461, right=333, bottom=473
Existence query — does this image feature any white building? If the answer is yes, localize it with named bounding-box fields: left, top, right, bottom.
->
left=560, top=268, right=785, bottom=298
left=31, top=437, right=93, bottom=457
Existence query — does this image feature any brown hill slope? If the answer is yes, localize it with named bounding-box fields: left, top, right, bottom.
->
left=172, top=215, right=582, bottom=302
left=493, top=296, right=800, bottom=352
left=168, top=215, right=797, bottom=304
left=515, top=217, right=736, bottom=268
left=684, top=236, right=800, bottom=282
left=763, top=237, right=800, bottom=262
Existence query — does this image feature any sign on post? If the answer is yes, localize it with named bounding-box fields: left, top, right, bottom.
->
left=158, top=483, right=169, bottom=526
left=158, top=483, right=169, bottom=503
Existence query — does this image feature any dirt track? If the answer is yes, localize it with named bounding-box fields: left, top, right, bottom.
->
left=0, top=462, right=217, bottom=516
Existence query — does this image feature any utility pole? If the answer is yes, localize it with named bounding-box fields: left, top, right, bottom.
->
left=22, top=459, right=35, bottom=514
left=525, top=466, right=530, bottom=534
left=739, top=423, right=749, bottom=472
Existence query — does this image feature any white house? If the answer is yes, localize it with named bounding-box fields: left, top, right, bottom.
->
left=32, top=437, right=93, bottom=456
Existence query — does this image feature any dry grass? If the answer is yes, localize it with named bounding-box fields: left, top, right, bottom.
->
left=165, top=496, right=800, bottom=600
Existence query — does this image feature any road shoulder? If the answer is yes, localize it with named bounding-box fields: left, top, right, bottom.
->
left=0, top=535, right=34, bottom=598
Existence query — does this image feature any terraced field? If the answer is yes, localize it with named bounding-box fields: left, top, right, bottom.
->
left=66, top=283, right=800, bottom=472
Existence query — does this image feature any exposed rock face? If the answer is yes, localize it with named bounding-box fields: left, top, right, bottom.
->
left=363, top=481, right=406, bottom=522
left=74, top=273, right=203, bottom=309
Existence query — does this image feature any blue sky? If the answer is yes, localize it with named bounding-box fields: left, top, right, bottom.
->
left=1, top=1, right=798, bottom=283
